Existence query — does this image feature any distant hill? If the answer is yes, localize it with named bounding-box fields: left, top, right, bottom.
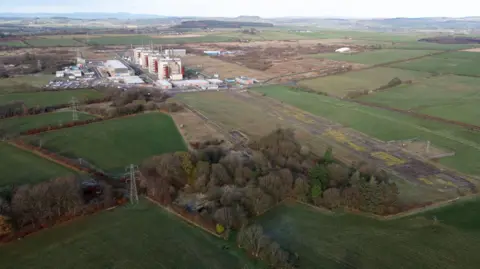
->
left=173, top=20, right=274, bottom=28
left=0, top=12, right=165, bottom=19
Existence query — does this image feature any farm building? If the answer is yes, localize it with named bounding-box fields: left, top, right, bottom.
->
left=105, top=60, right=131, bottom=77
left=335, top=47, right=351, bottom=53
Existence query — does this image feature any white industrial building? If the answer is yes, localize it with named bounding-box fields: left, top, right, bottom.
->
left=105, top=60, right=131, bottom=77
left=171, top=79, right=209, bottom=88
left=335, top=47, right=351, bottom=53
left=207, top=79, right=223, bottom=85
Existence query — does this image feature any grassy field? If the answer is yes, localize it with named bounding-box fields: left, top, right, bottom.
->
left=0, top=142, right=75, bottom=187
left=298, top=67, right=428, bottom=97
left=24, top=38, right=84, bottom=47
left=359, top=75, right=480, bottom=125
left=0, top=199, right=257, bottom=269
left=258, top=201, right=480, bottom=269
left=0, top=40, right=27, bottom=47
left=0, top=75, right=53, bottom=93
left=22, top=113, right=187, bottom=172
left=0, top=89, right=103, bottom=107
left=391, top=51, right=480, bottom=76
left=253, top=85, right=480, bottom=175
left=0, top=111, right=96, bottom=135
left=214, top=30, right=309, bottom=41
left=314, top=49, right=439, bottom=65
left=85, top=35, right=234, bottom=45
left=419, top=197, right=480, bottom=231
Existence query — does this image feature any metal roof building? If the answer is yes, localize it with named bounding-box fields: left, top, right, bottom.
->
left=105, top=60, right=130, bottom=77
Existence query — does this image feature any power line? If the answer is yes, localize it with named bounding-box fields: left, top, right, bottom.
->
left=125, top=164, right=139, bottom=204
left=70, top=97, right=79, bottom=121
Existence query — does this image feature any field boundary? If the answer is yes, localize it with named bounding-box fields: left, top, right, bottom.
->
left=352, top=99, right=480, bottom=131
left=145, top=196, right=222, bottom=238
left=290, top=50, right=448, bottom=83
left=7, top=140, right=85, bottom=173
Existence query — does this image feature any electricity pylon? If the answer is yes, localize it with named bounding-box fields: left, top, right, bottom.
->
left=70, top=97, right=79, bottom=121
left=125, top=164, right=139, bottom=204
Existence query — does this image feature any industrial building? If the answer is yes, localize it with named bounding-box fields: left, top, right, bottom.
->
left=155, top=80, right=173, bottom=89
left=207, top=79, right=223, bottom=85
left=105, top=60, right=131, bottom=77
left=164, top=49, right=186, bottom=57
left=131, top=47, right=184, bottom=81
left=171, top=79, right=209, bottom=88
left=236, top=76, right=256, bottom=85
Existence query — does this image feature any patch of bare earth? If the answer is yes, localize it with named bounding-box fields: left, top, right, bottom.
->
left=182, top=55, right=271, bottom=80
left=169, top=109, right=228, bottom=147
left=462, top=48, right=480, bottom=52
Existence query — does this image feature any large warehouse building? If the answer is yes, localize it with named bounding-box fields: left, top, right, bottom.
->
left=105, top=60, right=131, bottom=77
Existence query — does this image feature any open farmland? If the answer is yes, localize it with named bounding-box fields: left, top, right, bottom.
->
left=24, top=38, right=84, bottom=47
left=0, top=75, right=53, bottom=93
left=0, top=142, right=75, bottom=187
left=85, top=35, right=233, bottom=46
left=0, top=199, right=256, bottom=269
left=359, top=75, right=480, bottom=125
left=253, top=85, right=480, bottom=175
left=0, top=40, right=27, bottom=47
left=182, top=55, right=271, bottom=80
left=22, top=113, right=187, bottom=172
left=0, top=111, right=96, bottom=135
left=258, top=201, right=480, bottom=269
left=298, top=67, right=428, bottom=97
left=0, top=89, right=104, bottom=107
left=391, top=51, right=480, bottom=76
left=314, top=49, right=439, bottom=65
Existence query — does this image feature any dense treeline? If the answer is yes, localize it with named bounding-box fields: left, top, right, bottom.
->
left=139, top=128, right=400, bottom=267
left=80, top=88, right=182, bottom=118
left=0, top=176, right=118, bottom=240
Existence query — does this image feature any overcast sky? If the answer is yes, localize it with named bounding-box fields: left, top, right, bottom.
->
left=1, top=0, right=478, bottom=18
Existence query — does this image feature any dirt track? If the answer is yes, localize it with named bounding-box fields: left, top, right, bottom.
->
left=226, top=90, right=476, bottom=192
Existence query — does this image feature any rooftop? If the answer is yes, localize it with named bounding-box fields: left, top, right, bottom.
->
left=106, top=60, right=128, bottom=70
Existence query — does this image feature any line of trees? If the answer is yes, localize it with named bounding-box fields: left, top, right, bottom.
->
left=0, top=176, right=117, bottom=240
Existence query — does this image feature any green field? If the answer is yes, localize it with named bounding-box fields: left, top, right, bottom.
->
left=0, top=142, right=75, bottom=187
left=314, top=49, right=439, bottom=65
left=22, top=113, right=187, bottom=172
left=85, top=35, right=234, bottom=45
left=298, top=67, right=428, bottom=97
left=253, top=85, right=480, bottom=175
left=0, top=75, right=53, bottom=93
left=214, top=30, right=309, bottom=41
left=0, top=199, right=256, bottom=269
left=359, top=75, right=480, bottom=125
left=0, top=40, right=27, bottom=47
left=0, top=89, right=103, bottom=107
left=258, top=201, right=480, bottom=269
left=24, top=38, right=84, bottom=47
left=0, top=111, right=96, bottom=135
left=391, top=51, right=480, bottom=76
